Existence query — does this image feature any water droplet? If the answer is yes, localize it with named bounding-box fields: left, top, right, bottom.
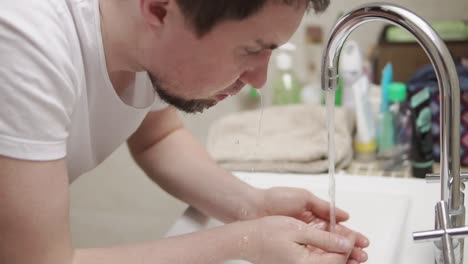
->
left=240, top=208, right=248, bottom=217
left=239, top=235, right=250, bottom=258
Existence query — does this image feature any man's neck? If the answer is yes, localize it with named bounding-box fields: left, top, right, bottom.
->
left=99, top=0, right=143, bottom=95
left=99, top=0, right=141, bottom=73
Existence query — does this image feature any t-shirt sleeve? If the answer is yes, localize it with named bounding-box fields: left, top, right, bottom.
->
left=0, top=1, right=78, bottom=161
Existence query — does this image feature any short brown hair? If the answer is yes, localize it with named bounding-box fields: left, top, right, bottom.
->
left=175, top=0, right=330, bottom=37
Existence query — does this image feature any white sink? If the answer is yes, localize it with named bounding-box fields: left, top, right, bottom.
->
left=165, top=172, right=468, bottom=263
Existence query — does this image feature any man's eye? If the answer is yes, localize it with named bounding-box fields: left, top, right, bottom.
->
left=245, top=48, right=264, bottom=55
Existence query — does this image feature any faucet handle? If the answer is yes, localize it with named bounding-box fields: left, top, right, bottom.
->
left=414, top=226, right=468, bottom=241
left=425, top=173, right=468, bottom=183
left=413, top=201, right=466, bottom=263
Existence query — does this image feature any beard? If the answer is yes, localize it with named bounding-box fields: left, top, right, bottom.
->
left=148, top=72, right=217, bottom=114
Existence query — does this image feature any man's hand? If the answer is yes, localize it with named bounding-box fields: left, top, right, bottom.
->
left=252, top=187, right=369, bottom=263
left=307, top=218, right=369, bottom=264
left=257, top=187, right=349, bottom=223
left=239, top=216, right=367, bottom=264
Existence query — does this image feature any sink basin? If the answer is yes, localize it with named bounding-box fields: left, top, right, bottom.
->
left=165, top=172, right=468, bottom=263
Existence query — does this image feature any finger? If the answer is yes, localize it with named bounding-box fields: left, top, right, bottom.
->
left=305, top=240, right=367, bottom=262
left=335, top=224, right=370, bottom=248
left=296, top=226, right=355, bottom=253
left=297, top=211, right=315, bottom=223
left=309, top=220, right=369, bottom=248
left=347, top=259, right=360, bottom=264
left=308, top=220, right=370, bottom=250
left=314, top=253, right=349, bottom=264
left=355, top=233, right=370, bottom=248
left=307, top=194, right=349, bottom=222
left=349, top=247, right=368, bottom=263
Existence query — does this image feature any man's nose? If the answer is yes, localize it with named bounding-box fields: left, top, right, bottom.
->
left=239, top=53, right=272, bottom=89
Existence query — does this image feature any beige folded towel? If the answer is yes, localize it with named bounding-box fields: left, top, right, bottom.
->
left=207, top=104, right=355, bottom=174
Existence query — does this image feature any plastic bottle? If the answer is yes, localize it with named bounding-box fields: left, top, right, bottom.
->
left=302, top=25, right=324, bottom=106
left=304, top=24, right=324, bottom=80
left=409, top=87, right=434, bottom=178
left=334, top=40, right=377, bottom=161
left=339, top=40, right=364, bottom=109
left=272, top=46, right=302, bottom=105
left=387, top=82, right=412, bottom=168
left=352, top=75, right=377, bottom=161
left=377, top=63, right=395, bottom=158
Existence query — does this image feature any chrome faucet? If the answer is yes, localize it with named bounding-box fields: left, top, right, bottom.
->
left=321, top=3, right=466, bottom=263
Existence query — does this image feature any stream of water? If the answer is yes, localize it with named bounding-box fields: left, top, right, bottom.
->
left=250, top=90, right=264, bottom=173
left=326, top=89, right=337, bottom=234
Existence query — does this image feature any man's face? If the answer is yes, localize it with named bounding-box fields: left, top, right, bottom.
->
left=141, top=2, right=306, bottom=113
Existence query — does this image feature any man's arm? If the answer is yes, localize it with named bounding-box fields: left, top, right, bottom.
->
left=0, top=155, right=355, bottom=264
left=0, top=155, right=250, bottom=264
left=0, top=156, right=73, bottom=264
left=127, top=107, right=263, bottom=223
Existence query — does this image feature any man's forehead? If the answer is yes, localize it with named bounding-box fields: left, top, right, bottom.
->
left=206, top=2, right=304, bottom=49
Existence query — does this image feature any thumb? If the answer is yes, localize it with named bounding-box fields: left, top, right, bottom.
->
left=344, top=233, right=358, bottom=260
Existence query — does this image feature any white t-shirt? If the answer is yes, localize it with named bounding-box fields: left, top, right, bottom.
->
left=0, top=0, right=167, bottom=182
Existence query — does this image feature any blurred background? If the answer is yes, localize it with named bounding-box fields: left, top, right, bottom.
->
left=71, top=0, right=468, bottom=247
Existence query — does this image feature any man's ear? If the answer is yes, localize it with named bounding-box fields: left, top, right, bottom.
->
left=140, top=0, right=169, bottom=28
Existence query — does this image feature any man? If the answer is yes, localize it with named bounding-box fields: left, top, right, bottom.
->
left=0, top=0, right=369, bottom=263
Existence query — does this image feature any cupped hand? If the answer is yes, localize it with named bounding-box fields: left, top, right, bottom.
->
left=258, top=187, right=349, bottom=223
left=242, top=216, right=367, bottom=264
left=307, top=217, right=370, bottom=264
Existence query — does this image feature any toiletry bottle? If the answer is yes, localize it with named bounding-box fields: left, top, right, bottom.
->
left=388, top=82, right=412, bottom=165
left=339, top=40, right=364, bottom=109
left=352, top=75, right=377, bottom=161
left=409, top=87, right=433, bottom=178
left=335, top=77, right=343, bottom=106
left=272, top=47, right=302, bottom=105
left=324, top=40, right=361, bottom=108
left=304, top=25, right=323, bottom=79
left=377, top=63, right=395, bottom=158
left=302, top=25, right=324, bottom=105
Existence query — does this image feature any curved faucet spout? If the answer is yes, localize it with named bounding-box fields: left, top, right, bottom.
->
left=321, top=2, right=461, bottom=219
left=321, top=3, right=463, bottom=263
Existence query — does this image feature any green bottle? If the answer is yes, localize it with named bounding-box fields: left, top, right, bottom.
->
left=272, top=50, right=302, bottom=105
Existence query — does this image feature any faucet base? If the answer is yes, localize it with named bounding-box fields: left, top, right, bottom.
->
left=434, top=239, right=463, bottom=264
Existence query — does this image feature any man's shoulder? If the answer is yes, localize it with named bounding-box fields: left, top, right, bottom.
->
left=1, top=0, right=68, bottom=21
left=0, top=0, right=80, bottom=62
left=0, top=0, right=84, bottom=106
left=0, top=0, right=77, bottom=43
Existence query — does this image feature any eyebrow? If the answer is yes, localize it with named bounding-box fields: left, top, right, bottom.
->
left=256, top=39, right=279, bottom=50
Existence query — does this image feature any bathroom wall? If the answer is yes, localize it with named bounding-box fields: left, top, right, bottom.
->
left=293, top=0, right=468, bottom=83
left=71, top=0, right=468, bottom=247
